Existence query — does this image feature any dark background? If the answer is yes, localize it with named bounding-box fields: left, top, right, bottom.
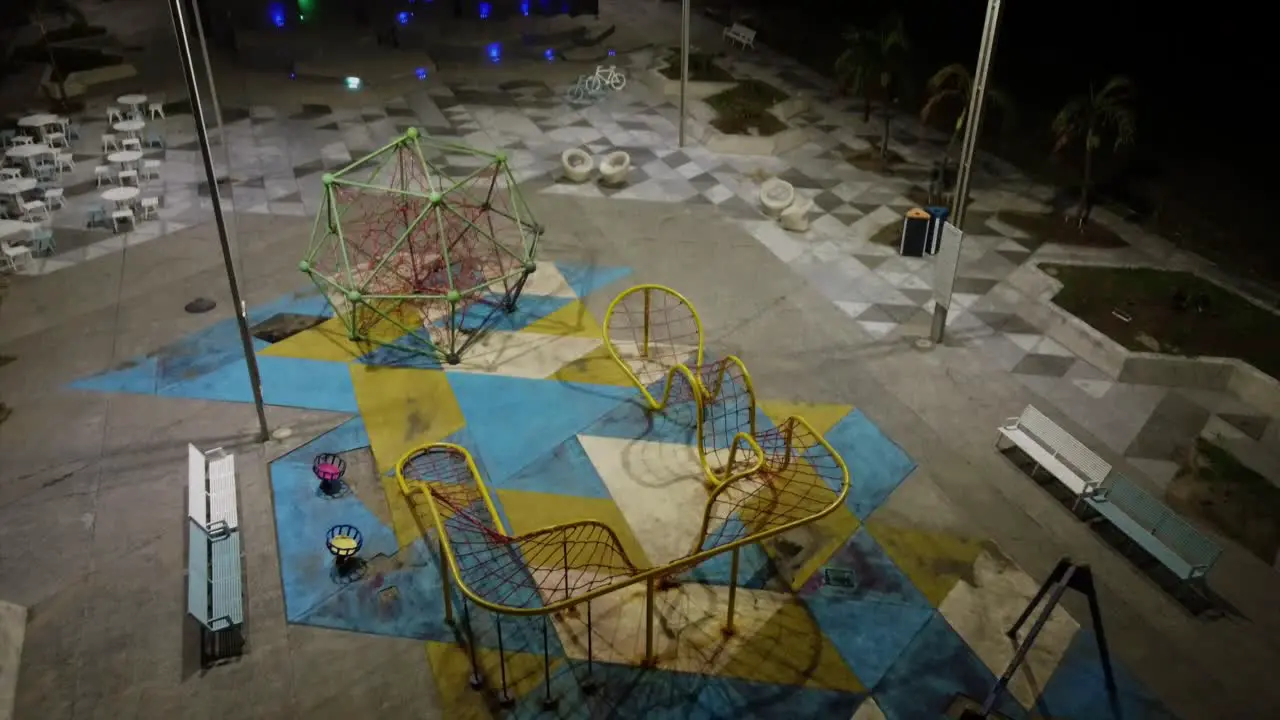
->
left=720, top=0, right=1275, bottom=285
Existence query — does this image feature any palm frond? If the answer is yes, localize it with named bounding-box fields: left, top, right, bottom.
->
left=919, top=88, right=960, bottom=124
left=926, top=63, right=972, bottom=94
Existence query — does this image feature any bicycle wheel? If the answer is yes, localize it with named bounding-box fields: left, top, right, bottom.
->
left=609, top=72, right=626, bottom=91
left=585, top=75, right=604, bottom=94
left=568, top=84, right=587, bottom=103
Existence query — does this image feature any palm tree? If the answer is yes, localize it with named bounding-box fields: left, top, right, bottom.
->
left=1052, top=76, right=1136, bottom=227
left=920, top=63, right=1014, bottom=200
left=2, top=0, right=87, bottom=108
left=834, top=15, right=909, bottom=127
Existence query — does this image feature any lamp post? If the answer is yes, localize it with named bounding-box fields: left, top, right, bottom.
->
left=930, top=0, right=1005, bottom=343
left=166, top=0, right=271, bottom=442
left=678, top=0, right=690, bottom=147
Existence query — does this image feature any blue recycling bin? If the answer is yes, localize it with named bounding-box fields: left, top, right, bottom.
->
left=924, top=206, right=950, bottom=255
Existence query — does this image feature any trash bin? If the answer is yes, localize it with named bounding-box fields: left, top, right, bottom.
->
left=899, top=208, right=930, bottom=257
left=924, top=206, right=950, bottom=255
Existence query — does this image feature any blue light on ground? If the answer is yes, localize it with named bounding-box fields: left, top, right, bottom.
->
left=487, top=42, right=501, bottom=63
left=397, top=11, right=411, bottom=24
left=479, top=2, right=491, bottom=19
left=544, top=49, right=555, bottom=61
left=268, top=2, right=286, bottom=28
left=416, top=67, right=428, bottom=80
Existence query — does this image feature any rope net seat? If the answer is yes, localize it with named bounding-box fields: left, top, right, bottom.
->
left=300, top=128, right=542, bottom=364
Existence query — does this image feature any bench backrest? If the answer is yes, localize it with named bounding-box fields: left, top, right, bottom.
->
left=1018, top=406, right=1112, bottom=485
left=209, top=531, right=244, bottom=631
left=188, top=443, right=206, bottom=524
left=1105, top=474, right=1222, bottom=572
left=188, top=444, right=239, bottom=534
left=187, top=519, right=210, bottom=623
left=727, top=24, right=756, bottom=40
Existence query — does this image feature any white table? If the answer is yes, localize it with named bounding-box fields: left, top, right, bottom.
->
left=113, top=120, right=146, bottom=135
left=0, top=219, right=38, bottom=239
left=102, top=186, right=140, bottom=206
left=0, top=178, right=37, bottom=196
left=107, top=150, right=143, bottom=166
left=17, top=114, right=58, bottom=129
left=117, top=94, right=148, bottom=116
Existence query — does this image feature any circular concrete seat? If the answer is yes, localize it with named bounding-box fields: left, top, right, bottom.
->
left=759, top=178, right=795, bottom=217
left=561, top=148, right=594, bottom=183
left=779, top=195, right=813, bottom=232
left=599, top=151, right=631, bottom=186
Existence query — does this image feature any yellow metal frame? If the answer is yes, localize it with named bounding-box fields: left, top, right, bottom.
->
left=393, top=283, right=851, bottom=665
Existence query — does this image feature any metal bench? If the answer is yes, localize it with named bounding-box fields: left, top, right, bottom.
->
left=722, top=23, right=757, bottom=50
left=996, top=405, right=1112, bottom=508
left=1084, top=473, right=1223, bottom=580
left=186, top=444, right=244, bottom=662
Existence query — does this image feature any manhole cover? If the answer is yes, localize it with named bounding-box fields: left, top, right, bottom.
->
left=185, top=297, right=217, bottom=313
left=250, top=312, right=328, bottom=343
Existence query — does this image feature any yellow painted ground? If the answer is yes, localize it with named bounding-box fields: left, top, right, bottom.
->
left=350, top=364, right=464, bottom=473
left=497, top=489, right=652, bottom=569
left=758, top=400, right=853, bottom=437
left=866, top=520, right=987, bottom=607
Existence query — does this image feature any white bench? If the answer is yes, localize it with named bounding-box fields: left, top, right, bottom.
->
left=995, top=406, right=1111, bottom=509
left=188, top=443, right=238, bottom=538
left=723, top=23, right=756, bottom=50
left=186, top=443, right=244, bottom=661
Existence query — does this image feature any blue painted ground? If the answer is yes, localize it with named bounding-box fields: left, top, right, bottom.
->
left=821, top=410, right=918, bottom=520
left=1035, top=631, right=1178, bottom=719
left=445, top=372, right=636, bottom=487
left=799, top=530, right=934, bottom=691
left=506, top=658, right=865, bottom=719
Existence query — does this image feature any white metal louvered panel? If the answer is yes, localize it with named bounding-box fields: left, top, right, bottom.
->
left=209, top=531, right=243, bottom=630
left=207, top=453, right=238, bottom=531
left=187, top=520, right=211, bottom=625
left=187, top=443, right=209, bottom=528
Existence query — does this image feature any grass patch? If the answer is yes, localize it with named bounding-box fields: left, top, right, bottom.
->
left=11, top=45, right=124, bottom=73
left=658, top=48, right=735, bottom=82
left=1043, top=264, right=1280, bottom=377
left=705, top=79, right=789, bottom=136
left=996, top=210, right=1127, bottom=249
left=1167, top=438, right=1280, bottom=564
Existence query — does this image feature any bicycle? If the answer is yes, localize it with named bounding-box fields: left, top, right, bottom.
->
left=567, top=75, right=605, bottom=104
left=583, top=64, right=627, bottom=93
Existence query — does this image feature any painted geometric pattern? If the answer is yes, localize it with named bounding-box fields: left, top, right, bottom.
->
left=68, top=262, right=1176, bottom=720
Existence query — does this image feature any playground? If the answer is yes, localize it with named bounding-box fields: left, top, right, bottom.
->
left=62, top=132, right=1174, bottom=716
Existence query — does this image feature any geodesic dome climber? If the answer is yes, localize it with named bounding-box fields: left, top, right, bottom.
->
left=299, top=128, right=543, bottom=364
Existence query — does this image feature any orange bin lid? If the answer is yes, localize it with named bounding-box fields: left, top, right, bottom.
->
left=906, top=208, right=930, bottom=219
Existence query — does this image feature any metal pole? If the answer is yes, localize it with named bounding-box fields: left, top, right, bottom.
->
left=930, top=0, right=1004, bottom=343
left=166, top=0, right=271, bottom=442
left=678, top=0, right=690, bottom=147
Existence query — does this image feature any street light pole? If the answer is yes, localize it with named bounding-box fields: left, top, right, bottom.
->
left=166, top=0, right=271, bottom=442
left=930, top=0, right=1005, bottom=343
left=678, top=0, right=690, bottom=147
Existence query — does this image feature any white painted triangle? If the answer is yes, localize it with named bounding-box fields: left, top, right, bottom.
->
left=850, top=697, right=887, bottom=720
left=951, top=292, right=983, bottom=308
left=857, top=320, right=896, bottom=339
left=1071, top=379, right=1113, bottom=398
left=835, top=301, right=871, bottom=319
left=1005, top=333, right=1041, bottom=352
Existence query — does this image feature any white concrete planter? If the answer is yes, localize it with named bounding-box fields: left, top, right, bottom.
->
left=41, top=61, right=136, bottom=100
left=643, top=66, right=737, bottom=101
left=1014, top=261, right=1280, bottom=413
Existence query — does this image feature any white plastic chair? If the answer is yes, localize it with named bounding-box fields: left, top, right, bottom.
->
left=1, top=241, right=32, bottom=272
left=43, top=187, right=65, bottom=209
left=111, top=209, right=135, bottom=233
left=148, top=102, right=165, bottom=120
left=11, top=136, right=33, bottom=146
left=56, top=153, right=75, bottom=171
left=95, top=165, right=113, bottom=186
left=140, top=197, right=159, bottom=219
left=102, top=134, right=119, bottom=152
left=118, top=169, right=139, bottom=185
left=19, top=199, right=48, bottom=221
left=142, top=159, right=162, bottom=181
left=0, top=168, right=20, bottom=180
left=122, top=137, right=142, bottom=151
left=107, top=107, right=123, bottom=123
